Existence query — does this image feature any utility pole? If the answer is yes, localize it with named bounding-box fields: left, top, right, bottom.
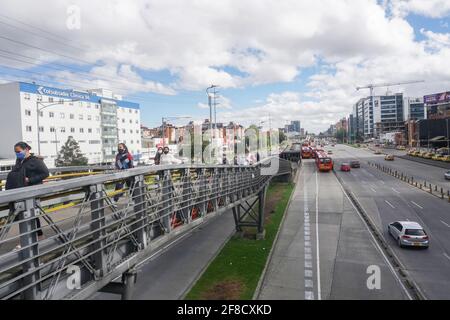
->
left=206, top=85, right=219, bottom=138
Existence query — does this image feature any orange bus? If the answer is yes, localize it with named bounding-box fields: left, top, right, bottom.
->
left=315, top=150, right=333, bottom=172
left=301, top=146, right=313, bottom=159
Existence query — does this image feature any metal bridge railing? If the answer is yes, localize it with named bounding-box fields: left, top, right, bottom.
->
left=0, top=157, right=293, bottom=300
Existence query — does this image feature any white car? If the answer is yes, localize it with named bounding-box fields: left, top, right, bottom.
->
left=388, top=221, right=429, bottom=248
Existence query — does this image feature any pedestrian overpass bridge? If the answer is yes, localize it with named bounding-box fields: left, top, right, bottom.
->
left=0, top=157, right=295, bottom=300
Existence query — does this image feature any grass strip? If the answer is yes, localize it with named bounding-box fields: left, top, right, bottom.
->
left=185, top=182, right=294, bottom=300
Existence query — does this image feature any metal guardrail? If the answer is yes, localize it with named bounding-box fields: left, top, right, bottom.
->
left=368, top=162, right=450, bottom=203
left=0, top=157, right=293, bottom=300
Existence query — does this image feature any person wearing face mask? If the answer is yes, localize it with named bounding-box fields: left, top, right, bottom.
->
left=159, top=146, right=182, bottom=165
left=113, top=143, right=134, bottom=203
left=154, top=147, right=163, bottom=165
left=6, top=142, right=49, bottom=248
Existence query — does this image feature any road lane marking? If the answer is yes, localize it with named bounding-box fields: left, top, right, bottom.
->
left=441, top=220, right=450, bottom=228
left=384, top=200, right=396, bottom=209
left=411, top=201, right=423, bottom=209
left=392, top=188, right=400, bottom=194
left=315, top=171, right=322, bottom=300
left=370, top=188, right=377, bottom=193
left=336, top=181, right=413, bottom=300
left=444, top=253, right=450, bottom=261
left=304, top=173, right=315, bottom=300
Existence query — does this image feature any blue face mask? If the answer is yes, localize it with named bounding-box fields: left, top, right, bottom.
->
left=16, top=151, right=26, bottom=160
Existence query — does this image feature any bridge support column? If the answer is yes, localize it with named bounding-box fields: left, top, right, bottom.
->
left=232, top=185, right=267, bottom=240
left=98, top=268, right=137, bottom=300
left=161, top=170, right=173, bottom=233
left=89, top=184, right=107, bottom=278
left=132, top=175, right=147, bottom=250
left=17, top=198, right=41, bottom=300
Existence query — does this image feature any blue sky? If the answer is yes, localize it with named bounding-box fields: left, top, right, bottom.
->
left=0, top=0, right=449, bottom=133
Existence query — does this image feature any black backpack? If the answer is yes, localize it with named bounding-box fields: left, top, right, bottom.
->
left=5, top=163, right=26, bottom=190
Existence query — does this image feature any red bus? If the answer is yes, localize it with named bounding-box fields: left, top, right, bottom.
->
left=301, top=146, right=313, bottom=159
left=315, top=150, right=333, bottom=172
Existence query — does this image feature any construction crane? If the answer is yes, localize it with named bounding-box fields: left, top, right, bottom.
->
left=356, top=80, right=425, bottom=97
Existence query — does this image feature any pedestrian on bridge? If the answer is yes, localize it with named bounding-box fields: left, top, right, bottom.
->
left=113, top=143, right=134, bottom=203
left=154, top=147, right=163, bottom=165
left=5, top=142, right=49, bottom=248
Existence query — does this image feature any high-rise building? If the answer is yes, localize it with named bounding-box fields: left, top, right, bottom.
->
left=404, top=97, right=426, bottom=121
left=0, top=82, right=141, bottom=167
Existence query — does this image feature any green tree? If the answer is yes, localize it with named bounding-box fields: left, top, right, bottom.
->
left=55, top=136, right=89, bottom=167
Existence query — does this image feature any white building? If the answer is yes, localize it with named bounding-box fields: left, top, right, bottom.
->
left=0, top=82, right=142, bottom=167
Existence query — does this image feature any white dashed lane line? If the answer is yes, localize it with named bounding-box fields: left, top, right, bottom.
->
left=411, top=201, right=424, bottom=210
left=441, top=220, right=450, bottom=228
left=384, top=200, right=396, bottom=209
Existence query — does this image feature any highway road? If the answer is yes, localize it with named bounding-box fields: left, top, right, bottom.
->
left=341, top=146, right=450, bottom=193
left=257, top=160, right=408, bottom=300
left=333, top=144, right=450, bottom=299
left=91, top=208, right=236, bottom=300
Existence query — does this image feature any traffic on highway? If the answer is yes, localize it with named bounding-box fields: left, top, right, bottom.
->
left=294, top=138, right=450, bottom=300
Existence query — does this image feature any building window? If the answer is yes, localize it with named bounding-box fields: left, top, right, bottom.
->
left=129, top=120, right=132, bottom=124
left=130, top=140, right=134, bottom=144
left=130, top=130, right=133, bottom=134
left=24, top=93, right=30, bottom=100
left=122, top=129, right=126, bottom=133
left=122, top=119, right=125, bottom=123
left=88, top=128, right=92, bottom=133
left=135, top=110, right=138, bottom=114
left=69, top=101, right=74, bottom=106
left=37, top=95, right=43, bottom=102
left=71, top=128, right=75, bottom=133
left=60, top=113, right=65, bottom=119
left=50, top=127, right=55, bottom=133
left=70, top=114, right=74, bottom=119
left=135, top=120, right=138, bottom=124
left=95, top=116, right=100, bottom=121
left=39, top=111, right=43, bottom=117
left=79, top=115, right=83, bottom=120
left=88, top=115, right=92, bottom=121
left=48, top=97, right=54, bottom=103
left=60, top=127, right=66, bottom=133
left=26, top=126, right=32, bottom=132
left=39, top=126, right=44, bottom=132
left=129, top=109, right=132, bottom=113
left=49, top=112, right=54, bottom=118
left=80, top=128, right=84, bottom=133
left=58, top=99, right=64, bottom=104
left=95, top=104, right=99, bottom=109
left=25, top=109, right=31, bottom=116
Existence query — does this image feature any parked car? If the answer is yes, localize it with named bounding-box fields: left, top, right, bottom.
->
left=440, top=155, right=450, bottom=163
left=445, top=171, right=450, bottom=180
left=385, top=154, right=394, bottom=161
left=388, top=221, right=429, bottom=248
left=374, top=150, right=382, bottom=155
left=340, top=163, right=351, bottom=172
left=396, top=146, right=406, bottom=150
left=350, top=160, right=360, bottom=168
left=327, top=150, right=333, bottom=154
left=423, top=152, right=434, bottom=159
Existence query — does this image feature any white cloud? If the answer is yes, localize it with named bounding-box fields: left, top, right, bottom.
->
left=387, top=0, right=450, bottom=18
left=0, top=0, right=449, bottom=132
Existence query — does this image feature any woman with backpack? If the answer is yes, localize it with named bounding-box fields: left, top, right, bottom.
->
left=113, top=143, right=134, bottom=202
left=6, top=142, right=49, bottom=248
